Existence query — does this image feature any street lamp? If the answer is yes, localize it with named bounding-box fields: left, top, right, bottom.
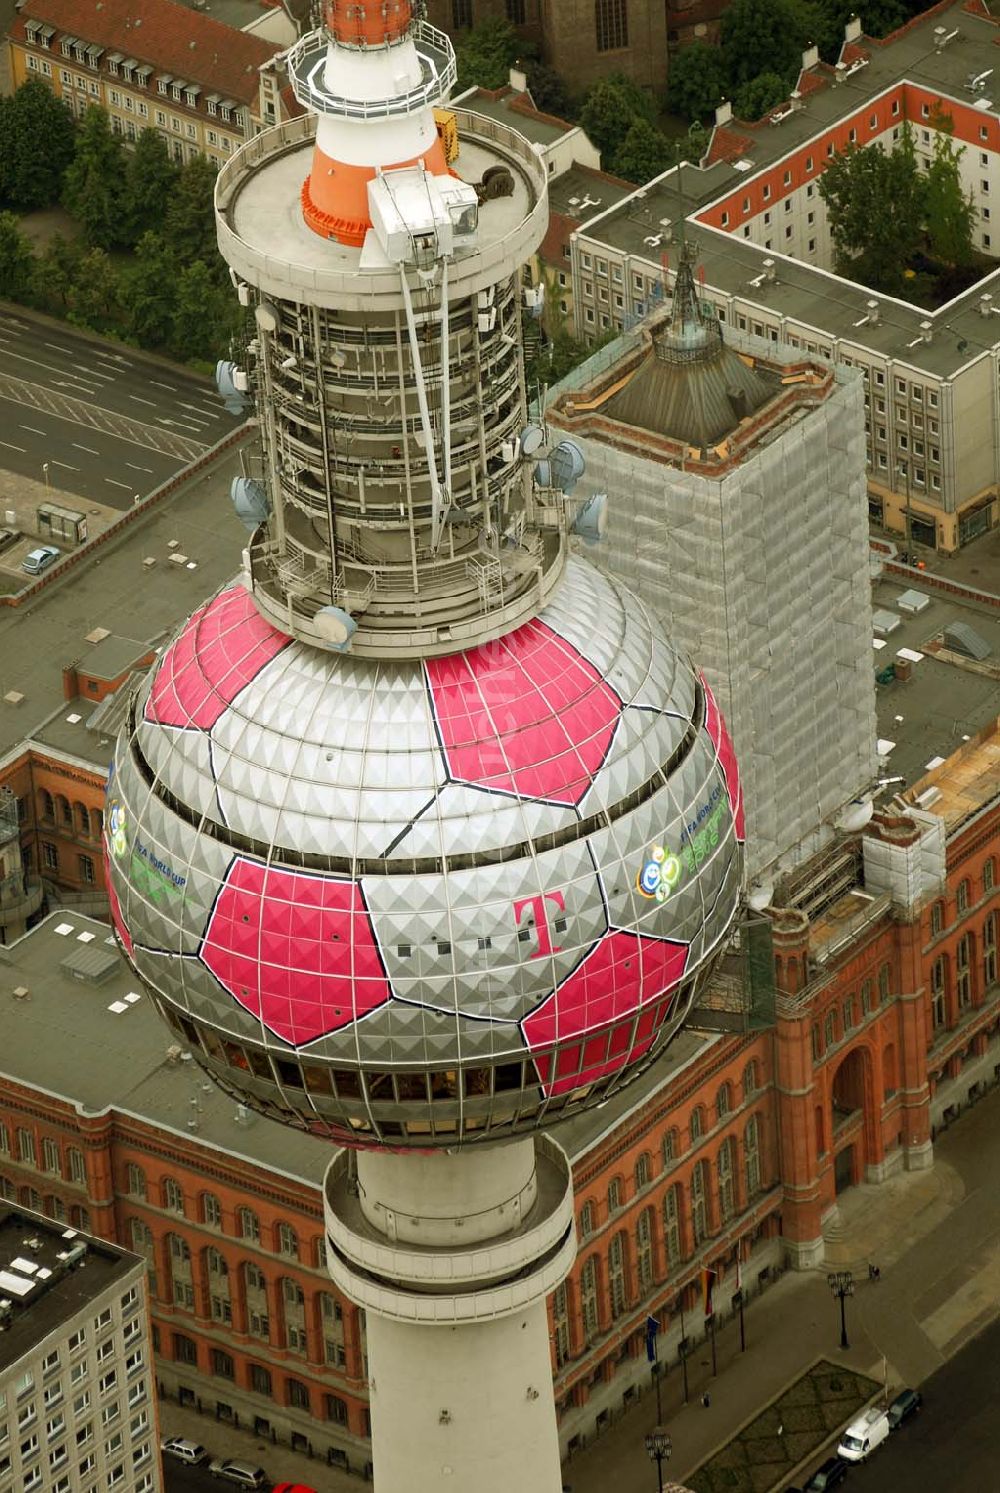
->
left=827, top=1270, right=854, bottom=1350
left=644, top=1426, right=672, bottom=1493
left=42, top=463, right=50, bottom=490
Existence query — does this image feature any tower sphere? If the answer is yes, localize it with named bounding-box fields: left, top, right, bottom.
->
left=106, top=558, right=743, bottom=1147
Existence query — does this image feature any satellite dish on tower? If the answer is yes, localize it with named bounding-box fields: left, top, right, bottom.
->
left=518, top=425, right=545, bottom=457
left=230, top=477, right=270, bottom=530
left=548, top=440, right=586, bottom=495
left=314, top=605, right=358, bottom=652
left=571, top=492, right=608, bottom=545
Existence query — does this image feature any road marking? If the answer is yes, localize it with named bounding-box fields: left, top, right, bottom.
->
left=78, top=365, right=116, bottom=382
left=44, top=342, right=75, bottom=355
left=20, top=425, right=47, bottom=436
left=0, top=371, right=211, bottom=461
left=73, top=443, right=100, bottom=455
left=150, top=380, right=176, bottom=391
left=129, top=395, right=157, bottom=407
left=0, top=439, right=26, bottom=452
left=105, top=477, right=133, bottom=489
left=180, top=401, right=220, bottom=419
left=125, top=462, right=153, bottom=473
left=4, top=350, right=100, bottom=387
left=49, top=459, right=79, bottom=470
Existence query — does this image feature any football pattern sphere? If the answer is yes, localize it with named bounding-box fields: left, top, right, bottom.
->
left=106, top=558, right=743, bottom=1145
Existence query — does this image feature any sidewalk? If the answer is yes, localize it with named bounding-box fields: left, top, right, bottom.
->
left=159, top=1397, right=363, bottom=1492
left=563, top=1080, right=1000, bottom=1492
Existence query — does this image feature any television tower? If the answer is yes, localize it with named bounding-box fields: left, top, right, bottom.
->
left=105, top=4, right=745, bottom=1489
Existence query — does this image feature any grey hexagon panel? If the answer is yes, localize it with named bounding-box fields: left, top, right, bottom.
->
left=107, top=558, right=744, bottom=1145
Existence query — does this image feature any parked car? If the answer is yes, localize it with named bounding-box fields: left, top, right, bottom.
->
left=838, top=1405, right=890, bottom=1462
left=804, top=1458, right=848, bottom=1491
left=21, top=543, right=60, bottom=574
left=0, top=527, right=20, bottom=554
left=208, top=1457, right=268, bottom=1487
left=887, top=1386, right=922, bottom=1428
left=271, top=1485, right=319, bottom=1493
left=160, top=1436, right=209, bottom=1465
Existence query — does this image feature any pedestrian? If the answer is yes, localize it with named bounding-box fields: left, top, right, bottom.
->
left=702, top=1392, right=711, bottom=1409
left=868, top=1263, right=881, bottom=1282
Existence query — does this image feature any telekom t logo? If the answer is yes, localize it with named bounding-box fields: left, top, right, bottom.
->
left=513, top=890, right=565, bottom=958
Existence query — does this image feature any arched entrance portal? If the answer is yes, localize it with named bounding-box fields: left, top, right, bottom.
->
left=830, top=1046, right=873, bottom=1195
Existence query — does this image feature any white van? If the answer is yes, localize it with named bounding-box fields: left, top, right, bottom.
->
left=837, top=1405, right=890, bottom=1462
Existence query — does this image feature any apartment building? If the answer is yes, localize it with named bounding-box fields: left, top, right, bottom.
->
left=0, top=1206, right=158, bottom=1493
left=8, top=0, right=290, bottom=168
left=568, top=2, right=1000, bottom=551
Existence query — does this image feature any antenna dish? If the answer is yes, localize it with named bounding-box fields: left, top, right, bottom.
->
left=518, top=425, right=545, bottom=457
left=314, top=606, right=358, bottom=652
left=230, top=477, right=270, bottom=530
left=548, top=440, right=586, bottom=495
left=571, top=492, right=608, bottom=545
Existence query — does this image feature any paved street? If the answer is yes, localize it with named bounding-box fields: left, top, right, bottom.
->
left=0, top=308, right=240, bottom=507
left=842, top=1317, right=1000, bottom=1493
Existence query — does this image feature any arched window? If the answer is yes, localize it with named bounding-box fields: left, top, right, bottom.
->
left=44, top=1194, right=66, bottom=1223
left=282, top=1277, right=307, bottom=1353
left=717, top=1138, right=736, bottom=1223
left=957, top=934, right=973, bottom=1009
left=930, top=901, right=944, bottom=937
left=860, top=978, right=873, bottom=1017
left=690, top=1161, right=708, bottom=1246
left=313, top=1235, right=327, bottom=1270
left=277, top=1221, right=299, bottom=1260
left=206, top=1247, right=231, bottom=1323
left=552, top=1282, right=570, bottom=1367
left=716, top=1083, right=732, bottom=1121
left=238, top=1206, right=260, bottom=1244
left=744, top=1116, right=761, bottom=1198
left=607, top=1231, right=627, bottom=1319
left=325, top=1394, right=349, bottom=1426
left=984, top=857, right=996, bottom=895
left=288, top=1377, right=311, bottom=1411
left=634, top=1153, right=651, bottom=1191
left=70, top=1203, right=89, bottom=1231
left=984, top=912, right=997, bottom=989
left=67, top=1147, right=86, bottom=1185
left=163, top=1177, right=184, bottom=1215
left=689, top=1107, right=704, bottom=1143
left=56, top=794, right=72, bottom=827
left=580, top=1256, right=599, bottom=1344
left=957, top=878, right=970, bottom=915
left=607, top=1176, right=622, bottom=1214
left=579, top=1201, right=595, bottom=1239
left=243, top=1262, right=270, bottom=1340
left=742, top=1062, right=758, bottom=1101
left=126, top=1163, right=146, bottom=1200
left=883, top=1044, right=897, bottom=1097
left=320, top=1292, right=345, bottom=1367
left=201, top=1192, right=222, bottom=1229
left=931, top=956, right=947, bottom=1029
left=39, top=789, right=54, bottom=822
left=662, top=1128, right=678, bottom=1165
left=636, top=1208, right=654, bottom=1293
left=130, top=1219, right=156, bottom=1295
left=168, top=1233, right=194, bottom=1310
left=878, top=963, right=890, bottom=1003
left=74, top=802, right=89, bottom=835
left=663, top=1185, right=681, bottom=1268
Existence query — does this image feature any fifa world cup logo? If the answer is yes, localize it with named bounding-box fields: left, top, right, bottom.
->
left=636, top=844, right=683, bottom=903
left=108, top=802, right=128, bottom=860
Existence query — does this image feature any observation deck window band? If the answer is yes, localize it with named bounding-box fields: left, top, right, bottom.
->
left=123, top=681, right=706, bottom=878
left=288, top=22, right=455, bottom=120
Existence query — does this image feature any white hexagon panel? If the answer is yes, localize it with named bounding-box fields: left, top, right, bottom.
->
left=106, top=558, right=744, bottom=1145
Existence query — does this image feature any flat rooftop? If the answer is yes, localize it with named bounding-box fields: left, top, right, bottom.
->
left=905, top=717, right=1000, bottom=831
left=455, top=86, right=569, bottom=148
left=578, top=0, right=1000, bottom=378
left=0, top=1207, right=138, bottom=1372
left=547, top=164, right=633, bottom=221
left=0, top=440, right=251, bottom=773
left=870, top=573, right=1000, bottom=792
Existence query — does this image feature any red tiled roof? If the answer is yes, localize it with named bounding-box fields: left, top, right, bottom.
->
left=705, top=125, right=755, bottom=167
left=13, top=0, right=279, bottom=101
left=840, top=41, right=871, bottom=63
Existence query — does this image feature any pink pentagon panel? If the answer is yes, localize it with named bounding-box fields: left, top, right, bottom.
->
left=106, top=866, right=134, bottom=959
left=425, top=620, right=622, bottom=806
left=145, top=585, right=289, bottom=732
left=701, top=677, right=745, bottom=840
left=523, top=930, right=688, bottom=1097
left=200, top=858, right=392, bottom=1044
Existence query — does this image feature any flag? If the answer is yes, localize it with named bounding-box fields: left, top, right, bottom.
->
left=645, top=1314, right=660, bottom=1363
left=701, top=1266, right=716, bottom=1321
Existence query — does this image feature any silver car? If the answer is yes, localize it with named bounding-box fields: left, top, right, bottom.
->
left=21, top=544, right=60, bottom=575
left=160, top=1436, right=209, bottom=1465
left=208, top=1458, right=268, bottom=1488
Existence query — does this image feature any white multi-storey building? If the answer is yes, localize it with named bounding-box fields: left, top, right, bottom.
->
left=0, top=1205, right=157, bottom=1493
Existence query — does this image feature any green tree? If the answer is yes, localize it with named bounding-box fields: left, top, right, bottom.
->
left=524, top=61, right=576, bottom=121
left=122, top=129, right=179, bottom=247
left=721, top=0, right=811, bottom=90
left=163, top=155, right=221, bottom=271
left=818, top=130, right=924, bottom=291
left=454, top=19, right=526, bottom=90
left=665, top=41, right=728, bottom=124
left=119, top=232, right=177, bottom=347
left=62, top=106, right=127, bottom=249
left=923, top=109, right=975, bottom=267
left=734, top=72, right=789, bottom=122
left=0, top=212, right=36, bottom=301
left=30, top=233, right=87, bottom=314
left=612, top=118, right=673, bottom=184
left=170, top=260, right=239, bottom=363
left=579, top=75, right=655, bottom=165
left=66, top=247, right=121, bottom=333
left=0, top=78, right=75, bottom=210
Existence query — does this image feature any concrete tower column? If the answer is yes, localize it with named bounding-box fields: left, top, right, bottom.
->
left=324, top=1137, right=576, bottom=1492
